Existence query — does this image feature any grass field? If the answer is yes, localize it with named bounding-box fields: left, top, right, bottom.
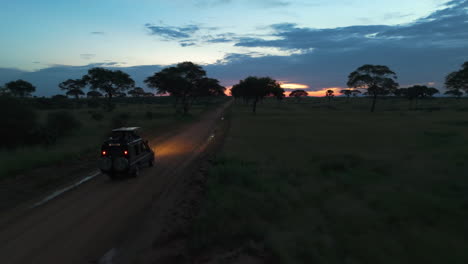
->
left=190, top=97, right=468, bottom=264
left=0, top=97, right=225, bottom=179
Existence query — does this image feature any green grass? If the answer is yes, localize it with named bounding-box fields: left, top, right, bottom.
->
left=190, top=97, right=468, bottom=264
left=0, top=97, right=226, bottom=179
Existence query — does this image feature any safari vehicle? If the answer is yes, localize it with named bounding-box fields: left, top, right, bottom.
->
left=98, top=127, right=155, bottom=179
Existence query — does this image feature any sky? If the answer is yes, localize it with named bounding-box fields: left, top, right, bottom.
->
left=1, top=0, right=467, bottom=96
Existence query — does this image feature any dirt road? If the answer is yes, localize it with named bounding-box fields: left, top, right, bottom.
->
left=0, top=102, right=231, bottom=264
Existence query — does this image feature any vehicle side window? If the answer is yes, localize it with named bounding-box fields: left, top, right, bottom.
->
left=134, top=144, right=140, bottom=156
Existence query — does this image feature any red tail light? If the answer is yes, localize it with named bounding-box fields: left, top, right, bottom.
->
left=124, top=150, right=128, bottom=155
left=102, top=151, right=107, bottom=156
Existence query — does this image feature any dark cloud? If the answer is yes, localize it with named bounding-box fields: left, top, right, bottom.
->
left=2, top=1, right=467, bottom=96
left=90, top=31, right=105, bottom=35
left=235, top=0, right=468, bottom=51
left=145, top=24, right=200, bottom=40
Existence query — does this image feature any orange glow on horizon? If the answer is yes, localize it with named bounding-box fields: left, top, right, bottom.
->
left=285, top=87, right=344, bottom=97
left=280, top=82, right=310, bottom=89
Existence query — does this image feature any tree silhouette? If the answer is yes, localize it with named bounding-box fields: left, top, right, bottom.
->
left=347, top=64, right=398, bottom=112
left=5, top=80, right=36, bottom=97
left=446, top=62, right=468, bottom=93
left=128, top=87, right=145, bottom=97
left=83, top=68, right=135, bottom=102
left=340, top=89, right=361, bottom=101
left=87, top=91, right=103, bottom=98
left=194, top=78, right=226, bottom=97
left=59, top=79, right=86, bottom=99
left=445, top=89, right=463, bottom=98
left=325, top=89, right=334, bottom=106
left=231, top=76, right=283, bottom=113
left=289, top=90, right=308, bottom=101
left=145, top=62, right=222, bottom=114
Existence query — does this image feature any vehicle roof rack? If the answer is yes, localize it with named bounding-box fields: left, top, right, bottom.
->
left=112, top=127, right=141, bottom=132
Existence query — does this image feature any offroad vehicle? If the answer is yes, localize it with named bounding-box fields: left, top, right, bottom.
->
left=98, top=127, right=155, bottom=179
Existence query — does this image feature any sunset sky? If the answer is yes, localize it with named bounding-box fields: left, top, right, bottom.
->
left=1, top=0, right=467, bottom=96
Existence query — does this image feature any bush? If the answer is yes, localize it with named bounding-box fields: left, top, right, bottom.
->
left=145, top=111, right=154, bottom=119
left=111, top=112, right=131, bottom=128
left=89, top=111, right=104, bottom=121
left=0, top=96, right=38, bottom=148
left=46, top=111, right=81, bottom=137
left=87, top=99, right=101, bottom=108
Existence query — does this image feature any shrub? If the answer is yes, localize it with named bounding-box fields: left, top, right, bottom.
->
left=90, top=111, right=104, bottom=121
left=0, top=96, right=38, bottom=148
left=111, top=112, right=131, bottom=128
left=87, top=99, right=101, bottom=108
left=145, top=111, right=154, bottom=119
left=46, top=111, right=81, bottom=137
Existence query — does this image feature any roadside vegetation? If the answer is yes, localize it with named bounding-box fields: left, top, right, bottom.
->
left=190, top=97, right=468, bottom=263
left=0, top=97, right=226, bottom=179
left=0, top=61, right=227, bottom=179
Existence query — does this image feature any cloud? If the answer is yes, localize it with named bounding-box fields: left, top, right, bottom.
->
left=90, top=31, right=105, bottom=35
left=2, top=1, right=467, bottom=97
left=80, top=54, right=96, bottom=60
left=145, top=24, right=200, bottom=40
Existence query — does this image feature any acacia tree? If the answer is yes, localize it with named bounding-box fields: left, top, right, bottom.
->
left=340, top=89, right=361, bottom=101
left=446, top=62, right=468, bottom=93
left=145, top=62, right=219, bottom=114
left=128, top=87, right=146, bottom=97
left=5, top=80, right=36, bottom=97
left=445, top=89, right=463, bottom=98
left=347, top=64, right=398, bottom=112
left=231, top=76, right=283, bottom=113
left=59, top=79, right=86, bottom=99
left=289, top=90, right=308, bottom=101
left=82, top=67, right=135, bottom=102
left=194, top=78, right=226, bottom=98
left=87, top=91, right=103, bottom=98
left=325, top=89, right=334, bottom=106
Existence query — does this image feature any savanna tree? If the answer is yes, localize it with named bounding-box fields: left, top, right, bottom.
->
left=87, top=91, right=103, bottom=98
left=194, top=78, right=226, bottom=97
left=128, top=87, right=146, bottom=97
left=290, top=90, right=308, bottom=101
left=59, top=79, right=86, bottom=99
left=446, top=62, right=468, bottom=93
left=347, top=65, right=398, bottom=112
left=325, top=89, right=334, bottom=106
left=231, top=76, right=283, bottom=113
left=83, top=67, right=135, bottom=102
left=445, top=89, right=463, bottom=98
left=5, top=80, right=36, bottom=97
left=145, top=62, right=220, bottom=114
left=340, top=89, right=361, bottom=101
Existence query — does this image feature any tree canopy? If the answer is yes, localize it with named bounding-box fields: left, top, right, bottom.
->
left=145, top=62, right=224, bottom=114
left=83, top=68, right=135, bottom=100
left=347, top=64, right=398, bottom=112
left=340, top=89, right=361, bottom=98
left=4, top=80, right=36, bottom=97
left=445, top=89, right=463, bottom=98
left=87, top=91, right=103, bottom=98
left=231, top=76, right=283, bottom=113
left=289, top=90, right=308, bottom=98
left=446, top=62, right=468, bottom=92
left=59, top=79, right=86, bottom=99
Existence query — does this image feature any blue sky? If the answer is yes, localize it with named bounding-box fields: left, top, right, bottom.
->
left=1, top=0, right=467, bottom=95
